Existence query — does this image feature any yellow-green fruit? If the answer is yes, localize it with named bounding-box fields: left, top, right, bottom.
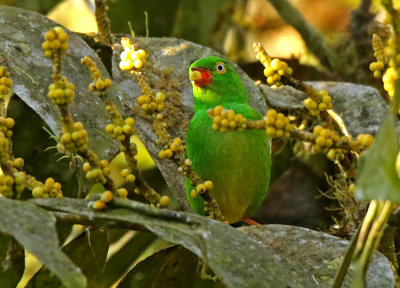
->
left=160, top=195, right=171, bottom=207
left=93, top=200, right=106, bottom=210
left=32, top=186, right=44, bottom=198
left=101, top=190, right=113, bottom=203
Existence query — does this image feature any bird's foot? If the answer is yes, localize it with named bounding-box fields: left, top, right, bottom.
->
left=242, top=217, right=260, bottom=226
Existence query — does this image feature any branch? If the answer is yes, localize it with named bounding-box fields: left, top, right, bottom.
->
left=53, top=211, right=148, bottom=232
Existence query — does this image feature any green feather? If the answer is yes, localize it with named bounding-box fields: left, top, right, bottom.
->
left=186, top=56, right=271, bottom=223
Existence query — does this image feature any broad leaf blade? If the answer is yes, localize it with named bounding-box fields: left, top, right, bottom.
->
left=29, top=228, right=108, bottom=288
left=355, top=114, right=400, bottom=202
left=32, top=197, right=395, bottom=287
left=0, top=6, right=119, bottom=160
left=0, top=197, right=86, bottom=288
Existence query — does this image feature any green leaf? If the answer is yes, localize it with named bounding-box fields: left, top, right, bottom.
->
left=30, top=197, right=307, bottom=288
left=99, top=231, right=156, bottom=288
left=29, top=228, right=108, bottom=288
left=33, top=197, right=395, bottom=287
left=0, top=6, right=120, bottom=161
left=355, top=114, right=400, bottom=202
left=0, top=234, right=25, bottom=288
left=118, top=245, right=214, bottom=288
left=0, top=198, right=86, bottom=288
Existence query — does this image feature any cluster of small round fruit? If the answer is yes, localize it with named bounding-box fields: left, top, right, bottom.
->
left=119, top=37, right=147, bottom=71
left=48, top=76, right=75, bottom=105
left=0, top=132, right=10, bottom=164
left=105, top=117, right=136, bottom=142
left=253, top=42, right=293, bottom=87
left=137, top=92, right=166, bottom=114
left=312, top=125, right=340, bottom=154
left=189, top=181, right=214, bottom=198
left=81, top=56, right=112, bottom=92
left=42, top=27, right=69, bottom=59
left=0, top=172, right=25, bottom=198
left=304, top=89, right=333, bottom=116
left=262, top=58, right=293, bottom=87
left=83, top=160, right=110, bottom=184
left=0, top=116, right=15, bottom=138
left=158, top=138, right=184, bottom=159
left=120, top=168, right=136, bottom=183
left=355, top=134, right=374, bottom=151
left=207, top=105, right=247, bottom=132
left=32, top=177, right=63, bottom=198
left=60, top=122, right=89, bottom=154
left=0, top=66, right=13, bottom=100
left=264, top=109, right=292, bottom=138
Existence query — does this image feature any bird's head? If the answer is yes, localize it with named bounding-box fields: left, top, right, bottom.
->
left=189, top=57, right=248, bottom=110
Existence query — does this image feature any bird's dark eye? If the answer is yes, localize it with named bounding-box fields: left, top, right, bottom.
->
left=215, top=62, right=226, bottom=74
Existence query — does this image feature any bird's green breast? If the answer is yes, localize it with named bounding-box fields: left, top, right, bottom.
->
left=185, top=103, right=270, bottom=223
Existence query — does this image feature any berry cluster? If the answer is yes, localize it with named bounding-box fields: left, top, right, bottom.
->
left=207, top=105, right=247, bottom=132
left=13, top=158, right=24, bottom=170
left=48, top=76, right=75, bottom=105
left=119, top=37, right=147, bottom=71
left=0, top=116, right=15, bottom=138
left=117, top=187, right=128, bottom=198
left=158, top=138, right=184, bottom=160
left=32, top=177, right=62, bottom=198
left=105, top=117, right=136, bottom=142
left=60, top=122, right=89, bottom=154
left=0, top=132, right=10, bottom=164
left=190, top=181, right=214, bottom=198
left=327, top=147, right=345, bottom=162
left=265, top=109, right=292, bottom=138
left=312, top=125, right=340, bottom=154
left=83, top=160, right=110, bottom=184
left=370, top=34, right=387, bottom=79
left=137, top=91, right=166, bottom=114
left=355, top=133, right=374, bottom=151
left=42, top=27, right=69, bottom=59
left=254, top=42, right=293, bottom=87
left=92, top=190, right=114, bottom=211
left=81, top=56, right=112, bottom=92
left=262, top=58, right=293, bottom=87
left=0, top=67, right=13, bottom=100
left=121, top=168, right=136, bottom=183
left=0, top=174, right=14, bottom=198
left=304, top=89, right=333, bottom=116
left=13, top=172, right=26, bottom=196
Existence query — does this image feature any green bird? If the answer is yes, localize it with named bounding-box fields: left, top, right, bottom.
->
left=185, top=56, right=271, bottom=224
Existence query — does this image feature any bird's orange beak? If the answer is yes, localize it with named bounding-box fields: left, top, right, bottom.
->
left=190, top=67, right=212, bottom=87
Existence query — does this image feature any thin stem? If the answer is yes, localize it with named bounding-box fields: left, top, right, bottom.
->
left=332, top=225, right=361, bottom=288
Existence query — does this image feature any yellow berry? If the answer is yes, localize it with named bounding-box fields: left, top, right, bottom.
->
left=204, top=181, right=214, bottom=190
left=126, top=174, right=136, bottom=182
left=191, top=189, right=198, bottom=198
left=32, top=186, right=44, bottom=198
left=101, top=191, right=113, bottom=203
left=196, top=184, right=207, bottom=194
left=13, top=158, right=24, bottom=169
left=83, top=162, right=91, bottom=172
left=93, top=200, right=106, bottom=210
left=160, top=195, right=171, bottom=207
left=117, top=188, right=128, bottom=198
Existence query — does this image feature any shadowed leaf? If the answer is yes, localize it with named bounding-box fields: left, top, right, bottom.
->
left=355, top=114, right=400, bottom=202
left=0, top=198, right=86, bottom=288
